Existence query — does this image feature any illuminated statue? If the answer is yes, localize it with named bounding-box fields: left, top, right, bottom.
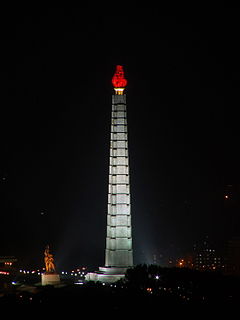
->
left=44, top=245, right=56, bottom=273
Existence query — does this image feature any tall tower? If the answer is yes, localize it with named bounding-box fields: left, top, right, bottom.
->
left=86, top=66, right=133, bottom=282
left=105, top=65, right=133, bottom=268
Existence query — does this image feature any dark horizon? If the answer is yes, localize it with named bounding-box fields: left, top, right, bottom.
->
left=0, top=5, right=236, bottom=269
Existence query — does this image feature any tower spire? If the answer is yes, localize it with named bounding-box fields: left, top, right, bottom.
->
left=112, top=65, right=127, bottom=95
left=105, top=67, right=133, bottom=269
left=86, top=65, right=133, bottom=282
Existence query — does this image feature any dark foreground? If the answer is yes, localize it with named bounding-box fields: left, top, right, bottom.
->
left=1, top=265, right=239, bottom=315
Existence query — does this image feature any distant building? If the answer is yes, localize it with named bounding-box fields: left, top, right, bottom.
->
left=0, top=256, right=17, bottom=277
left=176, top=256, right=193, bottom=269
left=0, top=256, right=17, bottom=268
left=193, top=238, right=223, bottom=271
left=194, top=249, right=222, bottom=271
left=225, top=237, right=240, bottom=275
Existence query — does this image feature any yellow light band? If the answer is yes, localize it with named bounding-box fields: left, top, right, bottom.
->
left=114, top=88, right=125, bottom=95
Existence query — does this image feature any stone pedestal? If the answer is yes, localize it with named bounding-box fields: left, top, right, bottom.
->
left=41, top=273, right=60, bottom=286
left=85, top=266, right=130, bottom=283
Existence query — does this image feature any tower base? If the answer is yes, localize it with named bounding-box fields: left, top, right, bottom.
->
left=85, top=267, right=130, bottom=283
left=41, top=273, right=60, bottom=286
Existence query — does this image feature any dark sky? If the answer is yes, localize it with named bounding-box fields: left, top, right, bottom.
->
left=0, top=5, right=235, bottom=269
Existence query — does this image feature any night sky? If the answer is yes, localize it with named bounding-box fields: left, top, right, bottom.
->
left=0, top=5, right=235, bottom=269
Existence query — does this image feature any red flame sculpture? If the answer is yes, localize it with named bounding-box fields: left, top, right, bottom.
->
left=112, top=65, right=127, bottom=88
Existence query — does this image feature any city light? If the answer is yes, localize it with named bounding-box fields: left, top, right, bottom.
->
left=0, top=271, right=9, bottom=275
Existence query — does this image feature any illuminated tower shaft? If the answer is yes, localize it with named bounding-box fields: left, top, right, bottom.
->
left=105, top=93, right=133, bottom=267
left=85, top=65, right=133, bottom=282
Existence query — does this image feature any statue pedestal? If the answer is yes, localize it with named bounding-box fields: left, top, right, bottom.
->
left=41, top=273, right=60, bottom=286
